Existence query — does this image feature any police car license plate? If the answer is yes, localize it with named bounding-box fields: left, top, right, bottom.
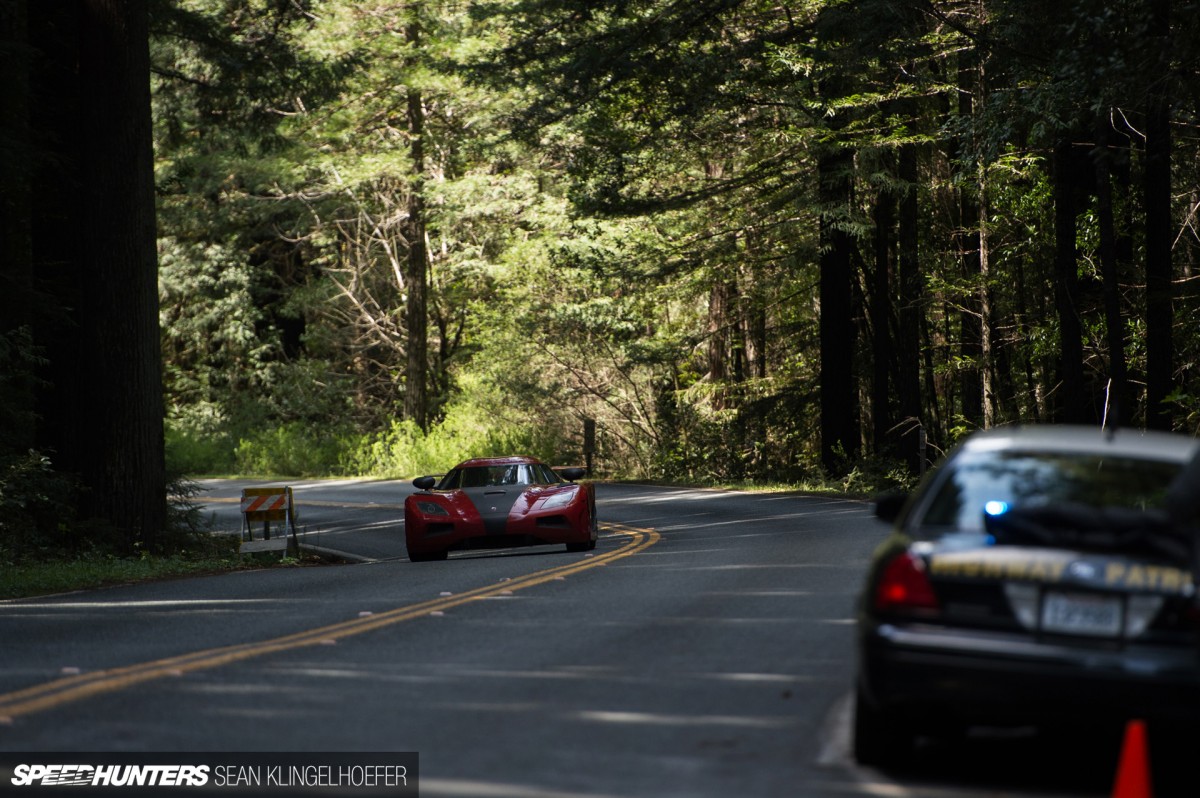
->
left=1041, top=591, right=1122, bottom=637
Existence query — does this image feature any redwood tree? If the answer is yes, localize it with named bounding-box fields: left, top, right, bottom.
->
left=28, top=0, right=166, bottom=551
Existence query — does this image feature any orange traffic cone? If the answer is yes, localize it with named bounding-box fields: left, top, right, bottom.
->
left=1111, top=719, right=1153, bottom=798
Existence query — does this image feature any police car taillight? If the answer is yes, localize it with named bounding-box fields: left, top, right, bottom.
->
left=873, top=552, right=940, bottom=614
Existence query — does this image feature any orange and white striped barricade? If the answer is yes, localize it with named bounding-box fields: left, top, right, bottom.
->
left=239, top=486, right=298, bottom=550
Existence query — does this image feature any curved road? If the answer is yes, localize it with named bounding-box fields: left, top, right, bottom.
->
left=0, top=481, right=1129, bottom=796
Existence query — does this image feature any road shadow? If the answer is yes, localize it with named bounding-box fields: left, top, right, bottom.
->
left=447, top=546, right=590, bottom=562
left=871, top=722, right=1192, bottom=797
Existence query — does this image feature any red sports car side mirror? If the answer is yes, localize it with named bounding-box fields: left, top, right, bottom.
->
left=559, top=467, right=586, bottom=482
left=413, top=476, right=437, bottom=491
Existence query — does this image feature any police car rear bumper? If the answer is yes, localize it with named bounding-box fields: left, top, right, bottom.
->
left=860, top=621, right=1200, bottom=727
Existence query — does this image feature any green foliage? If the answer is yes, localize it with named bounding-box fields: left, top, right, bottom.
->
left=0, top=451, right=81, bottom=564
left=166, top=424, right=237, bottom=476
left=345, top=378, right=565, bottom=477
left=0, top=530, right=243, bottom=599
left=234, top=422, right=357, bottom=478
left=0, top=328, right=87, bottom=562
left=149, top=0, right=1200, bottom=498
left=0, top=327, right=42, bottom=452
left=838, top=456, right=922, bottom=496
left=347, top=420, right=532, bottom=479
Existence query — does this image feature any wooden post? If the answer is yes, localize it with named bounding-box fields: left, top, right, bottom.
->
left=583, top=418, right=596, bottom=475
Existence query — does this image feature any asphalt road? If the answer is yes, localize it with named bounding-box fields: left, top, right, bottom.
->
left=0, top=481, right=1138, bottom=796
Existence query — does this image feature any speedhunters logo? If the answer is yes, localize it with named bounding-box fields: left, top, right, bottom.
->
left=1, top=754, right=418, bottom=796
left=11, top=764, right=209, bottom=787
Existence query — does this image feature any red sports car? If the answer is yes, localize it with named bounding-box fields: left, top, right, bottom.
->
left=404, top=456, right=597, bottom=562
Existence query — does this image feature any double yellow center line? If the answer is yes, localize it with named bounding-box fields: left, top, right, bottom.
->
left=0, top=523, right=659, bottom=721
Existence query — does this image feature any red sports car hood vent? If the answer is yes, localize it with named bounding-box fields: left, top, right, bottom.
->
left=461, top=487, right=523, bottom=536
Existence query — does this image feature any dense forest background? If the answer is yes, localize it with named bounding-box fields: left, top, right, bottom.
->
left=3, top=0, right=1200, bottom=556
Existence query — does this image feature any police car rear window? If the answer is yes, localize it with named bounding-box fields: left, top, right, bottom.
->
left=921, top=451, right=1180, bottom=531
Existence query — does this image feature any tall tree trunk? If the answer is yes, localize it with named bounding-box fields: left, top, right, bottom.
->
left=871, top=188, right=893, bottom=454
left=728, top=271, right=746, bottom=481
left=922, top=310, right=944, bottom=453
left=741, top=234, right=768, bottom=475
left=956, top=55, right=983, bottom=429
left=896, top=145, right=923, bottom=472
left=707, top=274, right=733, bottom=410
left=0, top=0, right=36, bottom=453
left=957, top=199, right=983, bottom=428
left=0, top=0, right=31, bottom=330
left=33, top=0, right=165, bottom=550
left=1144, top=0, right=1173, bottom=431
left=743, top=235, right=768, bottom=382
left=818, top=148, right=858, bottom=475
left=977, top=162, right=995, bottom=427
left=403, top=16, right=429, bottom=431
left=1053, top=139, right=1086, bottom=423
left=1094, top=116, right=1130, bottom=428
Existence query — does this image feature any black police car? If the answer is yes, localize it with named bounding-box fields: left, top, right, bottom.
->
left=855, top=425, right=1200, bottom=767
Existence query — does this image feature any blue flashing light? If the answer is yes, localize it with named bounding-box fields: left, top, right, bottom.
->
left=984, top=500, right=1010, bottom=517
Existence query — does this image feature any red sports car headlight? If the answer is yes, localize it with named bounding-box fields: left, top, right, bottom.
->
left=415, top=501, right=450, bottom=516
left=539, top=488, right=578, bottom=510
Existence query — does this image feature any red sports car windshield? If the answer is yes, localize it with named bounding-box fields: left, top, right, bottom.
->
left=437, top=463, right=563, bottom=490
